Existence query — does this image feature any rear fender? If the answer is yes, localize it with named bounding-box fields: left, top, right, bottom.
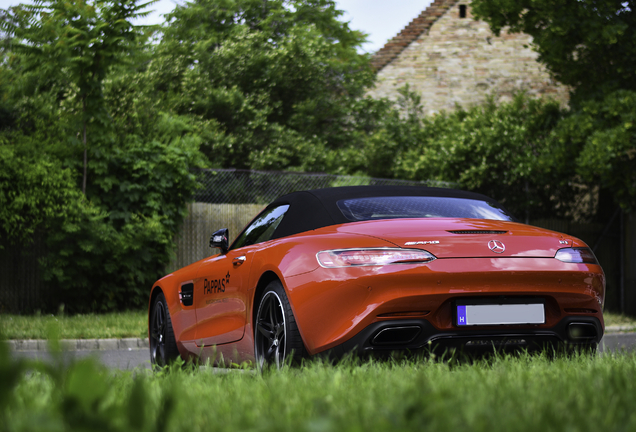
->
left=249, top=232, right=398, bottom=350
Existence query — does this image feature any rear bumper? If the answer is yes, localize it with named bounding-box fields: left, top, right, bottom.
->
left=287, top=258, right=605, bottom=354
left=319, top=315, right=603, bottom=359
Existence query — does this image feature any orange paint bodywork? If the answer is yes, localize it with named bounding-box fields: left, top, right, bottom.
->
left=149, top=218, right=605, bottom=364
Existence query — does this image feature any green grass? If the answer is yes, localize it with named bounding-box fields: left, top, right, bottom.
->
left=0, top=311, right=147, bottom=340
left=603, top=311, right=636, bottom=328
left=4, top=352, right=636, bottom=432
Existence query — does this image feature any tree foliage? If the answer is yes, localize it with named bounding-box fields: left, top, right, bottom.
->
left=381, top=93, right=568, bottom=220
left=471, top=0, right=636, bottom=104
left=472, top=0, right=636, bottom=212
left=149, top=0, right=374, bottom=169
left=0, top=145, right=83, bottom=246
left=1, top=0, right=155, bottom=192
left=0, top=0, right=205, bottom=311
left=550, top=90, right=636, bottom=212
left=42, top=115, right=204, bottom=311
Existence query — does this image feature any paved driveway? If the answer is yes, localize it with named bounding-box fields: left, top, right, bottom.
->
left=599, top=333, right=636, bottom=354
left=11, top=347, right=152, bottom=370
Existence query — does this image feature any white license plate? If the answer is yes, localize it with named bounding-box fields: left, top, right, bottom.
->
left=456, top=304, right=545, bottom=326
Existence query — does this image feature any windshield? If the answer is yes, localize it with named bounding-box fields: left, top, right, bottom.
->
left=337, top=196, right=514, bottom=222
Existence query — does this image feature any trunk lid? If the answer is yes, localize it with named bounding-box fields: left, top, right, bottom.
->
left=336, top=218, right=570, bottom=258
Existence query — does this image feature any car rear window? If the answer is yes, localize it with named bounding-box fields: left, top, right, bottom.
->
left=337, top=196, right=514, bottom=222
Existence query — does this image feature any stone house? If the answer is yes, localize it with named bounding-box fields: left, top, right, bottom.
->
left=368, top=0, right=569, bottom=114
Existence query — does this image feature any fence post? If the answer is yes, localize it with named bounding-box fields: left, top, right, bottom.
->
left=620, top=209, right=625, bottom=314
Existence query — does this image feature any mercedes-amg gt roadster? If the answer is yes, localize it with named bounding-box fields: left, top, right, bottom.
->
left=148, top=186, right=605, bottom=367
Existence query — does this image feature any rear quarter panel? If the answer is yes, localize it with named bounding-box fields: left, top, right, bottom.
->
left=246, top=230, right=400, bottom=352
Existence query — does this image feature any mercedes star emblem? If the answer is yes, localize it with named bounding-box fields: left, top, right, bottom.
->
left=488, top=240, right=506, bottom=254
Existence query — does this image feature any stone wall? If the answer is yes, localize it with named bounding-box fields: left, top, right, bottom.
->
left=368, top=0, right=570, bottom=115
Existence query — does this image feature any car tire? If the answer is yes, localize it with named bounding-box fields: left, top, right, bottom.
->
left=149, top=292, right=180, bottom=367
left=254, top=280, right=306, bottom=369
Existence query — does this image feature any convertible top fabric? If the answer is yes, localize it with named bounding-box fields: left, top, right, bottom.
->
left=266, top=186, right=505, bottom=240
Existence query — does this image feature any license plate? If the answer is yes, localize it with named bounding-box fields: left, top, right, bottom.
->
left=456, top=304, right=545, bottom=326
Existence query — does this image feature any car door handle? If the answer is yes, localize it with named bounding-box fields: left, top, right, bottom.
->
left=233, top=256, right=246, bottom=267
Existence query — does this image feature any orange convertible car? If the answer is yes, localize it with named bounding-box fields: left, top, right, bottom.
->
left=148, top=186, right=605, bottom=367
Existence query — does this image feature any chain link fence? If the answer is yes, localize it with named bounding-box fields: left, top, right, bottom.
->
left=172, top=170, right=457, bottom=271
left=191, top=169, right=457, bottom=204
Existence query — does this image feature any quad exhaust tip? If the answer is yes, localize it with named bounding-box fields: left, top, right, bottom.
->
left=372, top=326, right=421, bottom=345
left=568, top=322, right=598, bottom=341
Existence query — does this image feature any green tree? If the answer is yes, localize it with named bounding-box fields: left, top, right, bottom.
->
left=550, top=90, right=636, bottom=212
left=0, top=1, right=207, bottom=311
left=1, top=0, right=154, bottom=193
left=471, top=0, right=636, bottom=212
left=42, top=116, right=204, bottom=311
left=149, top=0, right=373, bottom=170
left=471, top=0, right=636, bottom=104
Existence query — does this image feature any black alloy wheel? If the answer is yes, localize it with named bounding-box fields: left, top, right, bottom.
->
left=254, top=281, right=305, bottom=369
left=150, top=292, right=179, bottom=367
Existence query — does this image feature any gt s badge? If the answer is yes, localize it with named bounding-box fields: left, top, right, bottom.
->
left=405, top=240, right=440, bottom=246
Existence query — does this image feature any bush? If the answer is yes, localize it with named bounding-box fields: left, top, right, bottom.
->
left=41, top=116, right=204, bottom=312
left=0, top=111, right=203, bottom=312
left=388, top=93, right=569, bottom=220
left=0, top=146, right=83, bottom=247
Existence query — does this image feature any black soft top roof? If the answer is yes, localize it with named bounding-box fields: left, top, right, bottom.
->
left=267, top=185, right=505, bottom=240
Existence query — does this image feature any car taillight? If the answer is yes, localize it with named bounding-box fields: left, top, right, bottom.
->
left=554, top=247, right=598, bottom=264
left=316, top=248, right=436, bottom=268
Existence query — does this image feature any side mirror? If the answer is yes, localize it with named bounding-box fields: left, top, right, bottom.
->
left=210, top=228, right=229, bottom=254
